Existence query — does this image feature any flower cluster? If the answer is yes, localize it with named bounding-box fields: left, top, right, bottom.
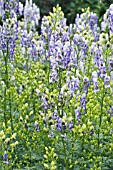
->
left=0, top=2, right=113, bottom=170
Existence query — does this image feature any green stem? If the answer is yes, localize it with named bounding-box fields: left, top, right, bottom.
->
left=71, top=106, right=76, bottom=164
left=62, top=137, right=68, bottom=170
left=48, top=61, right=50, bottom=86
left=29, top=147, right=32, bottom=165
left=3, top=87, right=7, bottom=127
left=3, top=41, right=9, bottom=128
left=87, top=55, right=92, bottom=76
left=25, top=48, right=29, bottom=73
left=72, top=131, right=74, bottom=164
left=57, top=67, right=62, bottom=117
left=98, top=88, right=104, bottom=147
left=74, top=46, right=79, bottom=76
left=4, top=55, right=9, bottom=89
left=32, top=89, right=35, bottom=115
left=58, top=68, right=62, bottom=90
left=9, top=93, right=13, bottom=131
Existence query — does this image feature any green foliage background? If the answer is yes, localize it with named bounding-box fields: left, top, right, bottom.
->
left=20, top=0, right=113, bottom=23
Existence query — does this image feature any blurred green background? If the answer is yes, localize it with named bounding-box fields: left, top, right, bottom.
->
left=20, top=0, right=113, bottom=23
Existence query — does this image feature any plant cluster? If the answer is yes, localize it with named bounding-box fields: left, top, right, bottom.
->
left=0, top=0, right=113, bottom=169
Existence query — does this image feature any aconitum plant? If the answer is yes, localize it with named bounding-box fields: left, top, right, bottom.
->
left=1, top=1, right=113, bottom=169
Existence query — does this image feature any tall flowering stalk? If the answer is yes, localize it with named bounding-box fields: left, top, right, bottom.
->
left=0, top=10, right=18, bottom=129
left=24, top=0, right=40, bottom=31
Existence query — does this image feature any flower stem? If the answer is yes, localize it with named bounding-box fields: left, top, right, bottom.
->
left=98, top=87, right=104, bottom=147
left=3, top=41, right=9, bottom=127
left=9, top=92, right=13, bottom=131
left=62, top=137, right=68, bottom=170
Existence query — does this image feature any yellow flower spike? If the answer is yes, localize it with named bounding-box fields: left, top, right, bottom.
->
left=90, top=125, right=94, bottom=131
left=68, top=116, right=73, bottom=122
left=44, top=154, right=48, bottom=159
left=56, top=4, right=59, bottom=8
left=97, top=167, right=101, bottom=170
left=43, top=127, right=48, bottom=132
left=51, top=167, right=57, bottom=170
left=70, top=99, right=73, bottom=104
left=69, top=159, right=72, bottom=163
left=7, top=126, right=11, bottom=132
left=24, top=103, right=28, bottom=108
left=81, top=8, right=84, bottom=12
left=105, top=121, right=109, bottom=125
left=51, top=161, right=55, bottom=166
left=25, top=115, right=29, bottom=119
left=74, top=103, right=80, bottom=108
left=10, top=143, right=16, bottom=148
left=53, top=7, right=56, bottom=13
left=77, top=30, right=80, bottom=34
left=2, top=135, right=5, bottom=140
left=49, top=12, right=53, bottom=17
left=45, top=147, right=48, bottom=151
left=52, top=89, right=57, bottom=94
left=82, top=124, right=86, bottom=130
left=53, top=153, right=57, bottom=158
left=56, top=22, right=60, bottom=26
left=43, top=32, right=47, bottom=39
left=3, top=122, right=5, bottom=128
left=51, top=148, right=55, bottom=152
left=87, top=120, right=92, bottom=126
left=15, top=141, right=19, bottom=145
left=44, top=163, right=49, bottom=169
left=11, top=133, right=16, bottom=140
left=84, top=164, right=86, bottom=168
left=75, top=160, right=78, bottom=165
left=29, top=110, right=33, bottom=116
left=110, top=143, right=113, bottom=148
left=0, top=130, right=4, bottom=137
left=7, top=120, right=11, bottom=124
left=48, top=110, right=52, bottom=117
left=109, top=147, right=112, bottom=151
left=72, top=128, right=76, bottom=133
left=64, top=26, right=68, bottom=31
left=49, top=146, right=51, bottom=150
left=62, top=116, right=66, bottom=123
left=56, top=26, right=60, bottom=31
left=58, top=103, right=61, bottom=106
